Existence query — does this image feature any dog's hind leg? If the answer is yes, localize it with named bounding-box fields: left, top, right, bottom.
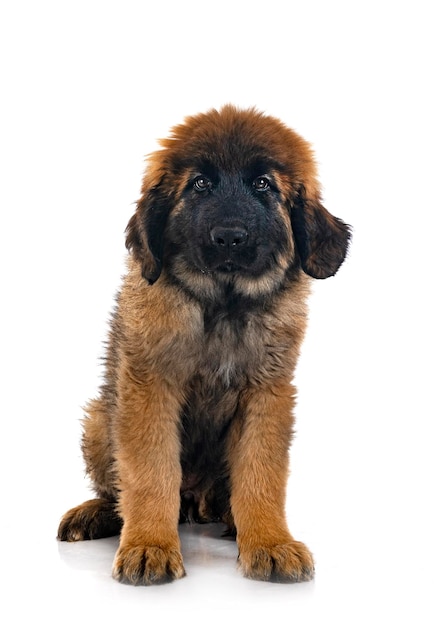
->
left=58, top=388, right=121, bottom=542
left=57, top=498, right=122, bottom=541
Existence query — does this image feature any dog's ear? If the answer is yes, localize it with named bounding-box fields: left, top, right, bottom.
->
left=290, top=186, right=351, bottom=279
left=125, top=180, right=171, bottom=284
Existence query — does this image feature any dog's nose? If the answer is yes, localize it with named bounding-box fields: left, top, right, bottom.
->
left=210, top=225, right=248, bottom=248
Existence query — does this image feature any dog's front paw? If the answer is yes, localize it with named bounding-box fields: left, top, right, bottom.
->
left=112, top=544, right=185, bottom=585
left=238, top=540, right=314, bottom=583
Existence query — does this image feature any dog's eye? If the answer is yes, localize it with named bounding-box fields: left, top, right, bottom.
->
left=252, top=176, right=271, bottom=191
left=193, top=176, right=211, bottom=192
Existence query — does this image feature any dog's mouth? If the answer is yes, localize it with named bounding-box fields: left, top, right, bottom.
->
left=215, top=260, right=241, bottom=273
left=194, top=244, right=276, bottom=278
left=198, top=254, right=255, bottom=275
left=199, top=260, right=243, bottom=275
left=198, top=244, right=258, bottom=276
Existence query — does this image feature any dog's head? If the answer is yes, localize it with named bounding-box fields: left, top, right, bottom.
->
left=126, top=105, right=351, bottom=298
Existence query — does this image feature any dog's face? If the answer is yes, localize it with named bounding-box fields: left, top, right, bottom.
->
left=126, top=106, right=351, bottom=298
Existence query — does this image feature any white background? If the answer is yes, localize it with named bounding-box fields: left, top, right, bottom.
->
left=1, top=0, right=438, bottom=623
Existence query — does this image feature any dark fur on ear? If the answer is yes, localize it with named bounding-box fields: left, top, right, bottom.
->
left=125, top=185, right=171, bottom=284
left=291, top=187, right=351, bottom=279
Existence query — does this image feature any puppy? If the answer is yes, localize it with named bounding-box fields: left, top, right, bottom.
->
left=58, top=105, right=351, bottom=584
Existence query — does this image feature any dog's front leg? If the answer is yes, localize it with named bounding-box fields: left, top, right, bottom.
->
left=112, top=367, right=185, bottom=585
left=230, top=382, right=315, bottom=583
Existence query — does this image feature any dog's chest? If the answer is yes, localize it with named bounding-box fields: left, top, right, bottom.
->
left=195, top=306, right=269, bottom=388
left=183, top=314, right=256, bottom=442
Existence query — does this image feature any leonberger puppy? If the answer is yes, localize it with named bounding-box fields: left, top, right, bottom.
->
left=58, top=105, right=351, bottom=585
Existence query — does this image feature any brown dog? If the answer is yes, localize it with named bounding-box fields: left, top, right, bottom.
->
left=58, top=105, right=351, bottom=584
